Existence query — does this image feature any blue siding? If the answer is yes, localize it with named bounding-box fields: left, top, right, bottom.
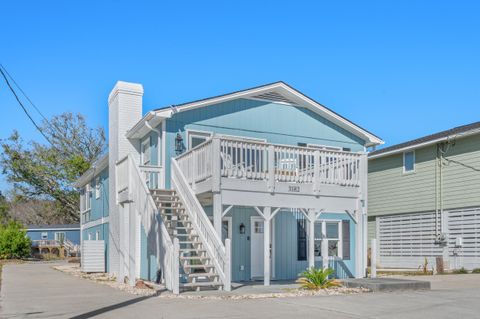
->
left=27, top=228, right=80, bottom=245
left=89, top=167, right=109, bottom=222
left=224, top=208, right=356, bottom=281
left=165, top=98, right=366, bottom=187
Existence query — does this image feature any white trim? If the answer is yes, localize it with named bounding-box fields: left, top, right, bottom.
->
left=250, top=216, right=276, bottom=279
left=215, top=133, right=267, bottom=143
left=313, top=219, right=343, bottom=259
left=369, top=128, right=480, bottom=159
left=27, top=227, right=80, bottom=232
left=307, top=143, right=342, bottom=151
left=402, top=150, right=416, bottom=174
left=161, top=121, right=167, bottom=188
left=82, top=216, right=110, bottom=230
left=186, top=129, right=213, bottom=150
left=151, top=83, right=383, bottom=146
left=95, top=177, right=101, bottom=199
left=74, top=154, right=109, bottom=188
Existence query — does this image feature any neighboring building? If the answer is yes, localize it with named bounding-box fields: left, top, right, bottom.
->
left=369, top=122, right=480, bottom=270
left=75, top=81, right=382, bottom=293
left=26, top=224, right=80, bottom=257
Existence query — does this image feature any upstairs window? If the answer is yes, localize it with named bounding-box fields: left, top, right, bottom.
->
left=141, top=137, right=151, bottom=165
left=403, top=151, right=415, bottom=173
left=188, top=130, right=212, bottom=149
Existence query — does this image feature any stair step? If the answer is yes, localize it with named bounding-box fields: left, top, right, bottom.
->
left=180, top=248, right=207, bottom=253
left=173, top=226, right=193, bottom=230
left=179, top=241, right=201, bottom=245
left=180, top=256, right=210, bottom=260
left=180, top=281, right=222, bottom=288
left=174, top=233, right=198, bottom=237
left=183, top=264, right=214, bottom=269
left=187, top=272, right=218, bottom=278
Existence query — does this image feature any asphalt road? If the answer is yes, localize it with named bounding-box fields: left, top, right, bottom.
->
left=2, top=262, right=480, bottom=319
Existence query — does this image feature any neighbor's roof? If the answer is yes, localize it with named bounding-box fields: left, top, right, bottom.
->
left=127, top=81, right=384, bottom=147
left=25, top=224, right=80, bottom=230
left=369, top=121, right=480, bottom=159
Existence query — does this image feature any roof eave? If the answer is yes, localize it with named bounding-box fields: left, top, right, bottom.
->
left=73, top=154, right=109, bottom=188
left=369, top=127, right=480, bottom=159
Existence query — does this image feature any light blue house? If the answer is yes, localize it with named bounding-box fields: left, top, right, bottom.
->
left=26, top=224, right=81, bottom=244
left=75, top=81, right=383, bottom=292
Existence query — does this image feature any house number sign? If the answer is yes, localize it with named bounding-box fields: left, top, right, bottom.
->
left=288, top=185, right=300, bottom=193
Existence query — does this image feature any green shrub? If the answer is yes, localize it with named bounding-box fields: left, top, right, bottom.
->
left=452, top=267, right=469, bottom=274
left=472, top=268, right=480, bottom=274
left=0, top=221, right=31, bottom=259
left=297, top=267, right=341, bottom=290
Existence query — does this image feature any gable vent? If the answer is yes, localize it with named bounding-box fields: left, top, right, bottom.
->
left=251, top=91, right=296, bottom=105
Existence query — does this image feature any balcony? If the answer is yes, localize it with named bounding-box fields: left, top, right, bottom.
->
left=175, top=136, right=367, bottom=210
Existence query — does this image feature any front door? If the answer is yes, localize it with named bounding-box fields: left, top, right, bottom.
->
left=250, top=217, right=274, bottom=279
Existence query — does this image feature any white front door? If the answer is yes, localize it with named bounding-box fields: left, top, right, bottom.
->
left=250, top=217, right=274, bottom=279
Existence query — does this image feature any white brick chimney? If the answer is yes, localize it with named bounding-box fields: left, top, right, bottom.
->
left=108, top=81, right=143, bottom=279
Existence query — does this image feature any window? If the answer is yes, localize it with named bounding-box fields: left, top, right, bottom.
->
left=307, top=144, right=342, bottom=151
left=41, top=232, right=48, bottom=240
left=314, top=221, right=342, bottom=258
left=254, top=221, right=264, bottom=234
left=95, top=230, right=100, bottom=240
left=141, top=137, right=151, bottom=165
left=297, top=217, right=307, bottom=261
left=55, top=232, right=66, bottom=243
left=95, top=177, right=101, bottom=199
left=81, top=184, right=92, bottom=223
left=403, top=151, right=415, bottom=173
left=187, top=130, right=212, bottom=149
left=88, top=233, right=92, bottom=240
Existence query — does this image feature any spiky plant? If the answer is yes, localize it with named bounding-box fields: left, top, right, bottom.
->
left=296, top=267, right=341, bottom=290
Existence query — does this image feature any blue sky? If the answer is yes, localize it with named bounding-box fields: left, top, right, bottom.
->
left=1, top=1, right=479, bottom=191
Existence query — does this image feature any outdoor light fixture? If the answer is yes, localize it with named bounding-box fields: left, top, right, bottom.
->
left=175, top=133, right=183, bottom=155
left=239, top=223, right=246, bottom=234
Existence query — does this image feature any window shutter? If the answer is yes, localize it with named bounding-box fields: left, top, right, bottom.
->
left=342, top=220, right=350, bottom=260
left=297, top=218, right=307, bottom=261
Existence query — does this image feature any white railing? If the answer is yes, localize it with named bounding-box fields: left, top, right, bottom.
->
left=176, top=139, right=213, bottom=187
left=116, top=155, right=179, bottom=294
left=176, top=136, right=365, bottom=192
left=171, top=158, right=231, bottom=291
left=139, top=165, right=163, bottom=189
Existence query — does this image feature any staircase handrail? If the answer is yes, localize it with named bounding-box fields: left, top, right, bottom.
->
left=171, top=158, right=231, bottom=291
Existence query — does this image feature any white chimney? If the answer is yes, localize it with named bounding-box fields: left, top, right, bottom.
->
left=107, top=81, right=143, bottom=279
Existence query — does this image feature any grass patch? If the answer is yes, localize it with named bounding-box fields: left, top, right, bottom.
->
left=452, top=267, right=469, bottom=274
left=472, top=268, right=480, bottom=274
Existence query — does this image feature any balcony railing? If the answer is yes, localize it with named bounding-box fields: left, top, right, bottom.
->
left=176, top=136, right=366, bottom=192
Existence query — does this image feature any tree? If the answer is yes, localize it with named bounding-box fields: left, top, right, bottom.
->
left=0, top=191, right=9, bottom=224
left=0, top=220, right=31, bottom=259
left=0, top=112, right=106, bottom=223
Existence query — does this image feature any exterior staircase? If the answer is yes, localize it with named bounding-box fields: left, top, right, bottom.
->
left=151, top=189, right=223, bottom=291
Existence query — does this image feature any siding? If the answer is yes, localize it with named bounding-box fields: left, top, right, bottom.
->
left=89, top=167, right=110, bottom=222
left=27, top=229, right=80, bottom=245
left=82, top=222, right=109, bottom=272
left=225, top=208, right=357, bottom=281
left=369, top=134, right=480, bottom=217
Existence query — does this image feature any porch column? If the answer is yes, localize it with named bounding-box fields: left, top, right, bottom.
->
left=321, top=221, right=328, bottom=270
left=308, top=210, right=316, bottom=269
left=263, top=206, right=271, bottom=286
left=213, top=192, right=222, bottom=238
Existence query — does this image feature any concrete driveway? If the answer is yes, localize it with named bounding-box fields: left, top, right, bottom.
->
left=2, top=262, right=480, bottom=319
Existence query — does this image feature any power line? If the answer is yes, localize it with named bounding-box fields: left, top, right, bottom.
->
left=0, top=67, right=56, bottom=146
left=0, top=64, right=62, bottom=135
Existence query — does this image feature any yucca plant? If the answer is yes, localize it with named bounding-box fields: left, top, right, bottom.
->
left=296, top=267, right=341, bottom=290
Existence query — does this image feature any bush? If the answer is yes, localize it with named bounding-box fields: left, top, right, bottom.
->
left=452, top=267, right=469, bottom=274
left=0, top=221, right=31, bottom=259
left=296, top=267, right=341, bottom=290
left=472, top=268, right=480, bottom=274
